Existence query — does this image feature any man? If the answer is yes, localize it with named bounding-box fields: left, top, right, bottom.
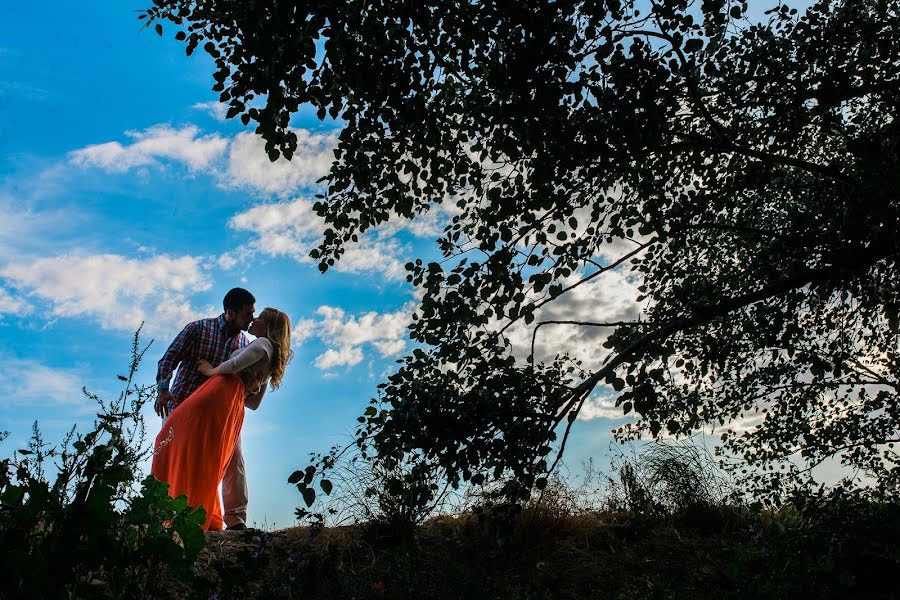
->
left=154, top=287, right=264, bottom=531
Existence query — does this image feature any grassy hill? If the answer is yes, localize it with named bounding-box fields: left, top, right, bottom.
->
left=156, top=500, right=898, bottom=600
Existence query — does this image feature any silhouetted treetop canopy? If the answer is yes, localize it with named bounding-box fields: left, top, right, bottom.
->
left=144, top=0, right=899, bottom=503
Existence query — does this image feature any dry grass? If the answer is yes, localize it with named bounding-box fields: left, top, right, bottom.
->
left=145, top=447, right=898, bottom=599
left=153, top=503, right=746, bottom=600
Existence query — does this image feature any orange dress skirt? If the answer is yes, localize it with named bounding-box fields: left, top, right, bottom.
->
left=151, top=374, right=245, bottom=531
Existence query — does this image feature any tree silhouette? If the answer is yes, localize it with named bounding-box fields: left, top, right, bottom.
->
left=144, top=0, right=899, bottom=503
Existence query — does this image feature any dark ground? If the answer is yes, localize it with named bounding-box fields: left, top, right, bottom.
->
left=154, top=502, right=899, bottom=600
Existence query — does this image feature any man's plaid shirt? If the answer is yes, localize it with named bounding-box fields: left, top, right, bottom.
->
left=156, top=314, right=250, bottom=405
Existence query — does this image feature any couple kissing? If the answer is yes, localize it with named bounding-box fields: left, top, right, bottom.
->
left=151, top=287, right=293, bottom=531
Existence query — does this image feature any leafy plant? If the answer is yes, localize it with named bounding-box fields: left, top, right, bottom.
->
left=0, top=328, right=206, bottom=599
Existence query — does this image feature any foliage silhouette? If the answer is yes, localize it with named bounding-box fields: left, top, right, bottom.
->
left=0, top=328, right=206, bottom=599
left=142, top=0, right=900, bottom=506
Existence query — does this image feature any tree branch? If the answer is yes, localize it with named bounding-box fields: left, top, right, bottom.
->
left=529, top=320, right=654, bottom=365
left=552, top=248, right=893, bottom=430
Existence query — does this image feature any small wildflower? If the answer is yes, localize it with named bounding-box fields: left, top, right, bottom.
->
left=371, top=581, right=385, bottom=592
left=252, top=535, right=262, bottom=544
left=288, top=555, right=294, bottom=565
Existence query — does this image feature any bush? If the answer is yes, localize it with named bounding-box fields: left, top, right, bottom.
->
left=296, top=449, right=463, bottom=543
left=722, top=486, right=900, bottom=599
left=604, top=439, right=735, bottom=516
left=0, top=328, right=206, bottom=599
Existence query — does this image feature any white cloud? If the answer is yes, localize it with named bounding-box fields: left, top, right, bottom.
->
left=505, top=267, right=644, bottom=367
left=69, top=124, right=228, bottom=173
left=336, top=239, right=408, bottom=280
left=316, top=305, right=412, bottom=354
left=65, top=122, right=432, bottom=280
left=374, top=206, right=450, bottom=240
left=68, top=123, right=334, bottom=197
left=314, top=345, right=364, bottom=369
left=0, top=286, right=31, bottom=316
left=372, top=339, right=406, bottom=356
left=0, top=195, right=79, bottom=259
left=192, top=101, right=229, bottom=122
left=291, top=318, right=317, bottom=348
left=0, top=359, right=89, bottom=406
left=225, top=130, right=337, bottom=196
left=216, top=252, right=240, bottom=270
left=578, top=394, right=629, bottom=421
left=228, top=197, right=409, bottom=280
left=595, top=235, right=651, bottom=264
left=228, top=197, right=323, bottom=260
left=0, top=253, right=213, bottom=337
left=296, top=304, right=413, bottom=371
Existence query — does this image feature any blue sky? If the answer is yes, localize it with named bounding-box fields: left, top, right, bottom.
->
left=0, top=0, right=642, bottom=528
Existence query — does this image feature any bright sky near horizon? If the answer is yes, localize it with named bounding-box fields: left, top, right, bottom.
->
left=0, top=1, right=650, bottom=528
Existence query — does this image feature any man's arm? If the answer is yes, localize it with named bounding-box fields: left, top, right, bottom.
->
left=154, top=322, right=198, bottom=418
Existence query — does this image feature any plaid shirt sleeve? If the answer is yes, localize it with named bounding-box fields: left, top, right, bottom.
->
left=156, top=321, right=199, bottom=391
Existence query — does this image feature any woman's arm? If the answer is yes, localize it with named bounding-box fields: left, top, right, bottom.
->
left=244, top=382, right=268, bottom=411
left=198, top=339, right=271, bottom=376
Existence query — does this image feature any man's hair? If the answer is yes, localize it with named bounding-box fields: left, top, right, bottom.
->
left=223, top=287, right=255, bottom=312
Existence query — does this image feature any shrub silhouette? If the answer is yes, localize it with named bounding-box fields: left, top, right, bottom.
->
left=0, top=327, right=206, bottom=599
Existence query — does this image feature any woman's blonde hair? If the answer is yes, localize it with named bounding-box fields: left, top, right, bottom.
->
left=259, top=307, right=293, bottom=389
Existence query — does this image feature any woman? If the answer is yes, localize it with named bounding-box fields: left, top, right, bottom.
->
left=151, top=307, right=293, bottom=531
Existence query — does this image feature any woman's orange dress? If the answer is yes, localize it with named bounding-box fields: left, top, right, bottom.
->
left=151, top=374, right=246, bottom=531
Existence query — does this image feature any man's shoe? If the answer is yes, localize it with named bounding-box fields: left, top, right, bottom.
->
left=226, top=523, right=248, bottom=531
